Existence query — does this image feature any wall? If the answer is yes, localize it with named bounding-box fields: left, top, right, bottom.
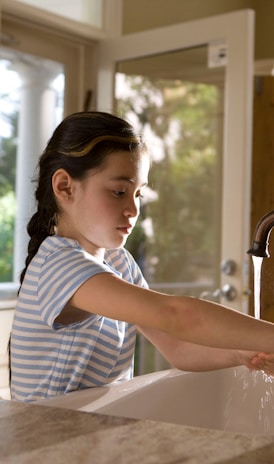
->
left=122, top=0, right=274, bottom=61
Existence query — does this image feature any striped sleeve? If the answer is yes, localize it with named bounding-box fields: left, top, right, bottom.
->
left=35, top=240, right=114, bottom=328
left=104, top=247, right=149, bottom=288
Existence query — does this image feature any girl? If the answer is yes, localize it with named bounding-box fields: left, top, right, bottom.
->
left=10, top=111, right=274, bottom=402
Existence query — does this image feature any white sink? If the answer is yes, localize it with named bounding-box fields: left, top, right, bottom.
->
left=38, top=366, right=274, bottom=435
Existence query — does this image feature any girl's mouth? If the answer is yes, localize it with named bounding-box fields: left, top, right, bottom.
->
left=117, top=226, right=133, bottom=235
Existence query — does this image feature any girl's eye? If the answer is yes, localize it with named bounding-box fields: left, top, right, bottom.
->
left=113, top=190, right=125, bottom=197
left=136, top=190, right=144, bottom=199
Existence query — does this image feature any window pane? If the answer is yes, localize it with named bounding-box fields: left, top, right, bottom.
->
left=15, top=0, right=103, bottom=28
left=0, top=47, right=64, bottom=284
left=0, top=56, right=19, bottom=283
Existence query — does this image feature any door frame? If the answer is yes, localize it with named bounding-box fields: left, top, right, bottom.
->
left=96, top=10, right=255, bottom=312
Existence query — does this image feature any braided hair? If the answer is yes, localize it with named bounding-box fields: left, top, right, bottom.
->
left=20, top=111, right=146, bottom=286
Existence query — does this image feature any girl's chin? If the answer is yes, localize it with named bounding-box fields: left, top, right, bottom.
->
left=106, top=238, right=127, bottom=249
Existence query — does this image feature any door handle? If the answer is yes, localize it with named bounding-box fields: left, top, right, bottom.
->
left=200, top=284, right=237, bottom=302
left=220, top=283, right=237, bottom=301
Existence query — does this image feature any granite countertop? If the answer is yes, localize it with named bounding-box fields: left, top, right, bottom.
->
left=1, top=400, right=274, bottom=463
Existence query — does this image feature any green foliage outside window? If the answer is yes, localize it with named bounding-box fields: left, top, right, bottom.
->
left=118, top=75, right=222, bottom=292
left=0, top=112, right=17, bottom=282
left=0, top=192, right=16, bottom=281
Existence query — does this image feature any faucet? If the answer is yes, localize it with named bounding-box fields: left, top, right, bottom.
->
left=247, top=210, right=274, bottom=257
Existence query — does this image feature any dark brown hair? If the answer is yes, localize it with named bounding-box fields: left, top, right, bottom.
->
left=20, top=111, right=146, bottom=285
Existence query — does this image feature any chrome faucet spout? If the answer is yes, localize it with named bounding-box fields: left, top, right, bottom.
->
left=247, top=210, right=274, bottom=257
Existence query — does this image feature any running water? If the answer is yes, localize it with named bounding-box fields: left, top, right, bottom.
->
left=252, top=255, right=264, bottom=320
left=224, top=255, right=274, bottom=434
left=224, top=366, right=274, bottom=434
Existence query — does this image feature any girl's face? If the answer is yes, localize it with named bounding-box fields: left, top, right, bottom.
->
left=55, top=150, right=149, bottom=260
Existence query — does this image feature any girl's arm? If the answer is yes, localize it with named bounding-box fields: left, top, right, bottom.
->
left=137, top=326, right=268, bottom=372
left=67, top=272, right=274, bottom=355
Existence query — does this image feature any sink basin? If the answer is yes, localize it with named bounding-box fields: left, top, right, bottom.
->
left=38, top=366, right=274, bottom=435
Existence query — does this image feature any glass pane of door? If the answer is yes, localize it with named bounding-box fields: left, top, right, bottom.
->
left=115, top=46, right=224, bottom=298
left=114, top=46, right=225, bottom=373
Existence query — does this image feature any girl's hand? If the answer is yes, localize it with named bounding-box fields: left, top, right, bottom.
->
left=248, top=352, right=274, bottom=376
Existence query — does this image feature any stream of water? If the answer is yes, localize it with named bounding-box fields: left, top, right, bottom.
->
left=225, top=255, right=274, bottom=434
left=252, top=256, right=264, bottom=320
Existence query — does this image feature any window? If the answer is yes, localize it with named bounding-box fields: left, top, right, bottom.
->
left=0, top=12, right=96, bottom=289
left=0, top=47, right=64, bottom=283
left=15, top=0, right=103, bottom=29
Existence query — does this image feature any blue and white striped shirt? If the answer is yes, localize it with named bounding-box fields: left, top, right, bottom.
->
left=10, top=236, right=148, bottom=402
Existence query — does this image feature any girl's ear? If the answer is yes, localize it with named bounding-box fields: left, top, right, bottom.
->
left=52, top=169, right=73, bottom=201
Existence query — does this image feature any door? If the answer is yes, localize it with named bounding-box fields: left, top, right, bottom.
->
left=96, top=10, right=254, bottom=373
left=96, top=10, right=254, bottom=315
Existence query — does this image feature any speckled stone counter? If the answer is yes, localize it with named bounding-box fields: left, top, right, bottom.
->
left=1, top=399, right=274, bottom=463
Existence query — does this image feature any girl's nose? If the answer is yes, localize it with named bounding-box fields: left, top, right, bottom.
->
left=124, top=198, right=139, bottom=218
